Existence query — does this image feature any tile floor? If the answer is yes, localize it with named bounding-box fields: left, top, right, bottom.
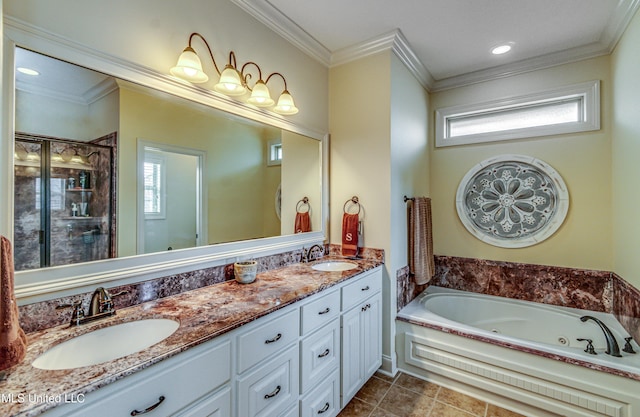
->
left=338, top=372, right=526, bottom=417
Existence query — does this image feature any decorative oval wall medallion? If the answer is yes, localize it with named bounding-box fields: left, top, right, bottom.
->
left=455, top=155, right=569, bottom=248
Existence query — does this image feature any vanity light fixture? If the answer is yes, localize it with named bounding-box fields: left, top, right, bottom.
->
left=171, top=32, right=298, bottom=115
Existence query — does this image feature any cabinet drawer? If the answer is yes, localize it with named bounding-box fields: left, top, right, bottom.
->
left=300, top=368, right=340, bottom=417
left=341, top=269, right=381, bottom=312
left=175, top=385, right=231, bottom=417
left=237, top=345, right=299, bottom=417
left=237, top=308, right=299, bottom=373
left=60, top=338, right=231, bottom=417
left=300, top=288, right=340, bottom=335
left=300, top=319, right=340, bottom=394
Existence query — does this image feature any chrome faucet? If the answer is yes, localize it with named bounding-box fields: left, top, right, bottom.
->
left=57, top=287, right=127, bottom=327
left=304, top=244, right=324, bottom=263
left=580, top=316, right=622, bottom=357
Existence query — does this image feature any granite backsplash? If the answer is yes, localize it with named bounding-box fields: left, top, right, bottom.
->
left=18, top=244, right=384, bottom=334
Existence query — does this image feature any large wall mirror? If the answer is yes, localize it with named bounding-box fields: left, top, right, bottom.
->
left=4, top=25, right=327, bottom=301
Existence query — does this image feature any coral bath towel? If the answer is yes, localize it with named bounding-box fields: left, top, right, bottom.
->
left=0, top=236, right=27, bottom=371
left=341, top=213, right=359, bottom=257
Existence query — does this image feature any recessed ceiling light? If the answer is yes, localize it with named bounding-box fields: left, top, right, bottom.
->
left=491, top=44, right=512, bottom=55
left=17, top=67, right=40, bottom=76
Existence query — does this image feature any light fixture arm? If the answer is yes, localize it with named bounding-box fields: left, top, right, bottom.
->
left=265, top=72, right=289, bottom=92
left=240, top=61, right=264, bottom=91
left=188, top=32, right=223, bottom=76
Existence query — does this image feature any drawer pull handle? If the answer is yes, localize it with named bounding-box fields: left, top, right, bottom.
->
left=318, top=348, right=330, bottom=358
left=130, top=395, right=165, bottom=416
left=318, top=402, right=330, bottom=414
left=265, top=333, right=282, bottom=344
left=361, top=303, right=371, bottom=312
left=318, top=307, right=331, bottom=315
left=264, top=385, right=281, bottom=399
left=361, top=285, right=370, bottom=291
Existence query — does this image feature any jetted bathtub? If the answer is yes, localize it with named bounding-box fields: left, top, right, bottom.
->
left=396, top=287, right=640, bottom=417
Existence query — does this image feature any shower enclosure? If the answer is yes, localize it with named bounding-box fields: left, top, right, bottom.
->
left=13, top=133, right=116, bottom=271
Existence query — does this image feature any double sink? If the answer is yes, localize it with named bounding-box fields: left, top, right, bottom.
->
left=32, top=261, right=357, bottom=370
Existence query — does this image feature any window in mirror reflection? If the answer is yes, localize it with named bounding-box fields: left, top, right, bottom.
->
left=143, top=155, right=166, bottom=219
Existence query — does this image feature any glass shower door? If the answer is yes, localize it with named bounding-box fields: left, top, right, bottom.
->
left=13, top=137, right=114, bottom=271
left=13, top=140, right=43, bottom=270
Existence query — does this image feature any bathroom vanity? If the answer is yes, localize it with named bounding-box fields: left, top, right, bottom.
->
left=2, top=258, right=382, bottom=417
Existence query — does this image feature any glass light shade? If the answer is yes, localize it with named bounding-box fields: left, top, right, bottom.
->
left=247, top=80, right=274, bottom=107
left=170, top=47, right=209, bottom=83
left=214, top=65, right=246, bottom=96
left=273, top=90, right=299, bottom=115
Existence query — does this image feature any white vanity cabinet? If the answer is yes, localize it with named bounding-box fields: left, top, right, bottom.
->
left=299, top=289, right=341, bottom=417
left=235, top=308, right=300, bottom=417
left=38, top=265, right=383, bottom=417
left=340, top=268, right=383, bottom=408
left=42, top=336, right=232, bottom=417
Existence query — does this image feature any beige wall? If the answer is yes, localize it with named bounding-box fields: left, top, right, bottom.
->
left=4, top=0, right=328, bottom=134
left=118, top=84, right=280, bottom=255
left=281, top=131, right=322, bottom=236
left=330, top=51, right=430, bottom=373
left=612, top=9, right=640, bottom=289
left=15, top=88, right=119, bottom=141
left=430, top=56, right=612, bottom=271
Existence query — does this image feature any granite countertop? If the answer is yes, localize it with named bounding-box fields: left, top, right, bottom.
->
left=1, top=256, right=382, bottom=417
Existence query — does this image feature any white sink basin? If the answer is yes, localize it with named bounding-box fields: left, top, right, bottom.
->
left=32, top=319, right=179, bottom=370
left=311, top=261, right=358, bottom=272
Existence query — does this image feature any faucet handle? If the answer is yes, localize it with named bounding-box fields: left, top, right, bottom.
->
left=56, top=300, right=85, bottom=326
left=577, top=338, right=597, bottom=355
left=623, top=337, right=637, bottom=354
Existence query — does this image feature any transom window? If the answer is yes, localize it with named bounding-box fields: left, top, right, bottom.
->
left=435, top=80, right=600, bottom=147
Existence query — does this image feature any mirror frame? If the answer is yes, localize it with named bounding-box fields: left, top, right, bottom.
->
left=2, top=17, right=329, bottom=303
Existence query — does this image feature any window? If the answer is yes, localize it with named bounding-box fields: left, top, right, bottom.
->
left=435, top=80, right=600, bottom=147
left=267, top=139, right=282, bottom=166
left=143, top=154, right=166, bottom=219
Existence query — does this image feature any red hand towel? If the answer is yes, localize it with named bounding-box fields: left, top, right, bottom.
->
left=341, top=213, right=359, bottom=257
left=294, top=212, right=311, bottom=233
left=0, top=236, right=27, bottom=371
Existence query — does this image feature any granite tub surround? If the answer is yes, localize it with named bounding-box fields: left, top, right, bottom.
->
left=613, top=273, right=640, bottom=343
left=395, top=255, right=640, bottom=349
left=1, top=255, right=383, bottom=417
left=431, top=255, right=612, bottom=312
left=396, top=265, right=427, bottom=312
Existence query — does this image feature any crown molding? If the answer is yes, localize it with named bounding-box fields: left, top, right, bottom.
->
left=233, top=0, right=640, bottom=92
left=230, top=0, right=331, bottom=65
left=331, top=29, right=435, bottom=90
left=430, top=41, right=611, bottom=92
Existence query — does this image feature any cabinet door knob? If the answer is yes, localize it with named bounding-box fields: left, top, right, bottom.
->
left=130, top=395, right=165, bottom=416
left=265, top=333, right=282, bottom=344
left=318, top=307, right=330, bottom=315
left=264, top=385, right=281, bottom=399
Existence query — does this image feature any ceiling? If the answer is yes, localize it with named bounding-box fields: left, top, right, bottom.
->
left=232, top=0, right=640, bottom=91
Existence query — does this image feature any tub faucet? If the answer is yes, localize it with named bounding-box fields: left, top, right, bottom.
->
left=580, top=316, right=622, bottom=357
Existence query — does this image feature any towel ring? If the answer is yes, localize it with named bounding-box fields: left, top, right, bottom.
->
left=296, top=197, right=310, bottom=213
left=343, top=196, right=361, bottom=215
